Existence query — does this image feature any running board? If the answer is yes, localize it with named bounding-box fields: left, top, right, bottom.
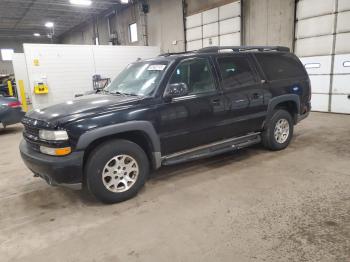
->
left=161, top=133, right=261, bottom=166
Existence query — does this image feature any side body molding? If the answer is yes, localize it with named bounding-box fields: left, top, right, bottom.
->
left=265, top=94, right=301, bottom=126
left=76, top=121, right=162, bottom=168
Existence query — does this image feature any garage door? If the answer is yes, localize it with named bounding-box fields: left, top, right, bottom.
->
left=295, top=0, right=350, bottom=114
left=185, top=1, right=241, bottom=51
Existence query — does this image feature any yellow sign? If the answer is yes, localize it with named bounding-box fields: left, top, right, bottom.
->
left=33, top=59, right=40, bottom=66
left=34, top=83, right=49, bottom=94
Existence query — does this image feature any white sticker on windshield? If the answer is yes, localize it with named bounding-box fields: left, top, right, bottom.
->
left=148, top=64, right=166, bottom=71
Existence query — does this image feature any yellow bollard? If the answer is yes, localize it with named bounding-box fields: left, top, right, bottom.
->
left=7, top=80, right=13, bottom=96
left=18, top=80, right=28, bottom=112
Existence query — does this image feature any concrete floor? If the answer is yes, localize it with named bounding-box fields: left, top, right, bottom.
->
left=0, top=112, right=349, bottom=262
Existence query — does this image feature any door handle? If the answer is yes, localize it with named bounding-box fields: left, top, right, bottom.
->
left=252, top=93, right=261, bottom=100
left=211, top=98, right=221, bottom=105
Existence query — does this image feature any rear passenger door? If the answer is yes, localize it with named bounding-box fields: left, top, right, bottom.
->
left=215, top=54, right=268, bottom=137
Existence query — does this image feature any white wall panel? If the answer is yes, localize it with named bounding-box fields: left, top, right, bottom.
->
left=92, top=46, right=160, bottom=80
left=332, top=75, right=350, bottom=94
left=296, top=0, right=336, bottom=20
left=203, top=23, right=219, bottom=38
left=333, top=54, right=350, bottom=74
left=186, top=13, right=202, bottom=29
left=24, top=44, right=95, bottom=109
left=186, top=40, right=202, bottom=51
left=331, top=94, right=350, bottom=113
left=309, top=75, right=331, bottom=93
left=12, top=53, right=31, bottom=104
left=311, top=94, right=329, bottom=112
left=296, top=14, right=335, bottom=39
left=219, top=1, right=241, bottom=20
left=219, top=17, right=241, bottom=35
left=202, top=8, right=218, bottom=24
left=336, top=11, right=350, bottom=33
left=186, top=26, right=202, bottom=41
left=338, top=0, right=350, bottom=12
left=23, top=44, right=160, bottom=109
left=335, top=33, right=350, bottom=54
left=295, top=35, right=334, bottom=57
left=299, top=55, right=333, bottom=75
left=219, top=33, right=240, bottom=46
left=203, top=37, right=219, bottom=47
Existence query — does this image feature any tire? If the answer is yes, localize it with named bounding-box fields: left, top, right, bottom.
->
left=262, top=109, right=294, bottom=151
left=85, top=139, right=149, bottom=204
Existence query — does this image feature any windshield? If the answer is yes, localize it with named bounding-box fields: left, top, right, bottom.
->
left=106, top=61, right=169, bottom=96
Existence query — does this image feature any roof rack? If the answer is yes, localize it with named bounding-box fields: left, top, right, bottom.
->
left=196, top=46, right=290, bottom=53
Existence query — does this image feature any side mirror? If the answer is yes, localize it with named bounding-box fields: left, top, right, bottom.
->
left=164, top=82, right=189, bottom=99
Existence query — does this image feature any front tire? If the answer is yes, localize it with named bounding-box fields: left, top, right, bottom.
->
left=85, top=139, right=149, bottom=203
left=262, top=109, right=294, bottom=151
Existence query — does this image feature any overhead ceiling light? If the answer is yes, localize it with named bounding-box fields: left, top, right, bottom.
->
left=45, top=22, right=54, bottom=28
left=33, top=33, right=41, bottom=37
left=120, top=0, right=129, bottom=3
left=70, top=0, right=92, bottom=6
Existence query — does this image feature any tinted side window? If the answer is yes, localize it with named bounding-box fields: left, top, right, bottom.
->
left=169, top=58, right=216, bottom=95
left=217, top=56, right=257, bottom=89
left=255, top=53, right=306, bottom=81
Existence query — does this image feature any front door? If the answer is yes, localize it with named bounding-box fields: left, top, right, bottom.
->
left=157, top=57, right=226, bottom=155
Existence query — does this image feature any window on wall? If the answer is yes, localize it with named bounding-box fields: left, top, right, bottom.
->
left=129, top=23, right=138, bottom=43
left=1, top=49, right=14, bottom=61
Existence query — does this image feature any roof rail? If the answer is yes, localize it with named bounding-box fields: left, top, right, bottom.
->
left=196, top=46, right=290, bottom=53
left=158, top=51, right=194, bottom=57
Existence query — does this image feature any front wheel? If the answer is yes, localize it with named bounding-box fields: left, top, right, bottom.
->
left=262, top=109, right=294, bottom=151
left=85, top=139, right=149, bottom=203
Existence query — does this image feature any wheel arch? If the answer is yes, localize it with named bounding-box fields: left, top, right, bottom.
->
left=76, top=121, right=161, bottom=170
left=264, top=94, right=300, bottom=128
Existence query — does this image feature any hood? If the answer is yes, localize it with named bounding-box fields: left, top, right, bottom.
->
left=26, top=94, right=141, bottom=126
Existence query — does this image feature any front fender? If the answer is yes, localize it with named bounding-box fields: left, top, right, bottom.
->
left=76, top=121, right=161, bottom=168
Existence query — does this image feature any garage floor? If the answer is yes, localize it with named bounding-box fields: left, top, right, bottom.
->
left=0, top=112, right=349, bottom=262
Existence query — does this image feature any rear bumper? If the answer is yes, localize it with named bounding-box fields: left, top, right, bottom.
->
left=19, top=139, right=84, bottom=189
left=297, top=101, right=311, bottom=123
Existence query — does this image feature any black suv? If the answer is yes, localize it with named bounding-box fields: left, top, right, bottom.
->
left=20, top=46, right=311, bottom=203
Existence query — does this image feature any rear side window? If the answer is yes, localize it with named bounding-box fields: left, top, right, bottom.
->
left=255, top=53, right=306, bottom=81
left=217, top=56, right=257, bottom=89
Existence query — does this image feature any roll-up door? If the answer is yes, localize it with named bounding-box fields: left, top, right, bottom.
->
left=296, top=0, right=350, bottom=114
left=185, top=1, right=241, bottom=51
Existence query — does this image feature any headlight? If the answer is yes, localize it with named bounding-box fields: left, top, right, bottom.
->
left=39, top=130, right=69, bottom=141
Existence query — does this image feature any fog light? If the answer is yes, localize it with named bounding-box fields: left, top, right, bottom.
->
left=40, top=146, right=71, bottom=156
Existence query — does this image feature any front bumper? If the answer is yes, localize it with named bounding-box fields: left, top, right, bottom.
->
left=19, top=139, right=84, bottom=189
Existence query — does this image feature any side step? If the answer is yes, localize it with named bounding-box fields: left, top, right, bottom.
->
left=161, top=132, right=261, bottom=166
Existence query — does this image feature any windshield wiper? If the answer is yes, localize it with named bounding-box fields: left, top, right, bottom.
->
left=122, top=93, right=140, bottom=96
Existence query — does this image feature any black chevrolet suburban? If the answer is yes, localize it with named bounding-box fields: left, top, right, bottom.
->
left=20, top=46, right=311, bottom=203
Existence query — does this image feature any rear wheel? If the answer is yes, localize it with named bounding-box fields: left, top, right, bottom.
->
left=262, top=109, right=293, bottom=150
left=85, top=139, right=149, bottom=203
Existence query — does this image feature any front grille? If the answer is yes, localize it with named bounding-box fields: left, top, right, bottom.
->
left=22, top=117, right=71, bottom=151
left=26, top=139, right=40, bottom=152
left=23, top=124, right=39, bottom=138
